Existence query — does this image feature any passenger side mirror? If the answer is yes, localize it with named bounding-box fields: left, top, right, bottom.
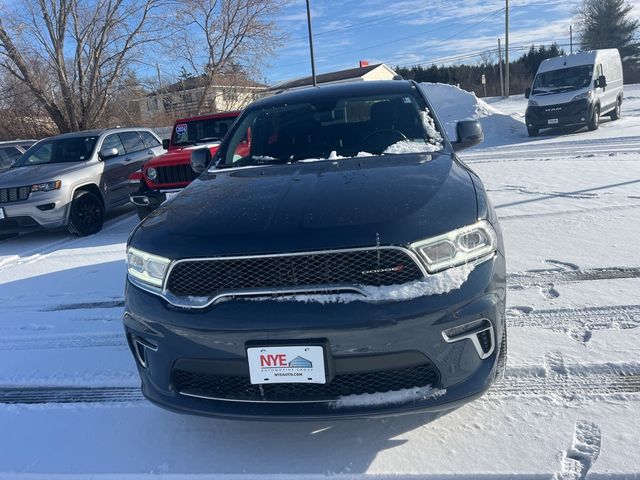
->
left=190, top=148, right=212, bottom=174
left=162, top=138, right=170, bottom=150
left=99, top=147, right=119, bottom=160
left=525, top=87, right=531, bottom=99
left=452, top=120, right=484, bottom=152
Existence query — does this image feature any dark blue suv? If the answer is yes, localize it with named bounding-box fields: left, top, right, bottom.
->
left=124, top=80, right=506, bottom=419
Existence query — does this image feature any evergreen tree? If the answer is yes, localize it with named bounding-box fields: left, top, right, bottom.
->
left=577, top=0, right=639, bottom=64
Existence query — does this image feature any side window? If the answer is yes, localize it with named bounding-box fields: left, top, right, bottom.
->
left=118, top=131, right=145, bottom=153
left=0, top=146, right=22, bottom=169
left=140, top=131, right=161, bottom=148
left=101, top=134, right=126, bottom=156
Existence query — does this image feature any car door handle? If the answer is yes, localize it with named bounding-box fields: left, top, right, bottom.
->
left=147, top=150, right=154, bottom=156
left=124, top=157, right=132, bottom=162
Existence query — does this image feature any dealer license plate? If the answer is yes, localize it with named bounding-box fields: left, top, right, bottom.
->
left=0, top=208, right=5, bottom=219
left=247, top=345, right=326, bottom=384
left=548, top=118, right=559, bottom=125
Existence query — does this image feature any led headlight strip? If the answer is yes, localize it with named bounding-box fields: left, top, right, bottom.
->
left=410, top=220, right=497, bottom=273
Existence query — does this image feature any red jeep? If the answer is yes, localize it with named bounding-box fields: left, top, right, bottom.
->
left=130, top=111, right=241, bottom=219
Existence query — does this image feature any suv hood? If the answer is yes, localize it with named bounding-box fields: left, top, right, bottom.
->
left=0, top=162, right=87, bottom=188
left=131, top=153, right=478, bottom=258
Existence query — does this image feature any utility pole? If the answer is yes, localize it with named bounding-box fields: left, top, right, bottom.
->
left=156, top=63, right=163, bottom=90
left=498, top=38, right=504, bottom=97
left=305, top=0, right=317, bottom=87
left=504, top=0, right=509, bottom=97
left=570, top=25, right=573, bottom=54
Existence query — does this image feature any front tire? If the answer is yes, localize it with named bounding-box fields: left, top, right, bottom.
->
left=527, top=126, right=539, bottom=137
left=587, top=105, right=600, bottom=131
left=495, top=327, right=508, bottom=381
left=67, top=190, right=104, bottom=236
left=609, top=99, right=621, bottom=120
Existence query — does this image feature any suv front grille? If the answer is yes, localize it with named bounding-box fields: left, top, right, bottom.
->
left=0, top=186, right=30, bottom=203
left=166, top=248, right=424, bottom=297
left=155, top=164, right=199, bottom=185
left=173, top=363, right=440, bottom=402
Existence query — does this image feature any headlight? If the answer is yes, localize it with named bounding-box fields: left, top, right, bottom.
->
left=411, top=220, right=497, bottom=273
left=146, top=167, right=157, bottom=181
left=126, top=247, right=170, bottom=287
left=572, top=90, right=593, bottom=102
left=527, top=99, right=539, bottom=107
left=31, top=180, right=61, bottom=192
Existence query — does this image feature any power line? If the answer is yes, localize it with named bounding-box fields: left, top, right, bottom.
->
left=277, top=7, right=505, bottom=71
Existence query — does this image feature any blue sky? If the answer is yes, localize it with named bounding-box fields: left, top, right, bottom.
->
left=151, top=0, right=640, bottom=87
left=262, top=0, right=599, bottom=84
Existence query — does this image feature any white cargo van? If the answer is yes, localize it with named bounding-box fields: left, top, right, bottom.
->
left=524, top=49, right=623, bottom=136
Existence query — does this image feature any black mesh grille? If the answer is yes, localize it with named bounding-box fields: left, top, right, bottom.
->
left=155, top=164, right=199, bottom=185
left=0, top=186, right=30, bottom=203
left=167, top=249, right=424, bottom=297
left=173, top=363, right=439, bottom=402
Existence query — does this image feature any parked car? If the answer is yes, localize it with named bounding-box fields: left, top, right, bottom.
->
left=124, top=80, right=506, bottom=419
left=0, top=140, right=37, bottom=172
left=129, top=111, right=242, bottom=220
left=0, top=128, right=164, bottom=238
left=525, top=49, right=623, bottom=136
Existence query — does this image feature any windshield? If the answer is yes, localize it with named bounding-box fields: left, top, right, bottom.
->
left=171, top=117, right=235, bottom=146
left=532, top=65, right=593, bottom=95
left=13, top=136, right=98, bottom=167
left=218, top=93, right=443, bottom=168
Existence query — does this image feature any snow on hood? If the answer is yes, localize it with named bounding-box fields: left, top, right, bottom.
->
left=258, top=263, right=474, bottom=304
left=331, top=385, right=446, bottom=408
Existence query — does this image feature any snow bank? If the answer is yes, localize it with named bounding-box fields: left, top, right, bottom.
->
left=421, top=82, right=526, bottom=148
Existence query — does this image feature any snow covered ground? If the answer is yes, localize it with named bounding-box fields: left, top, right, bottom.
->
left=1, top=85, right=640, bottom=479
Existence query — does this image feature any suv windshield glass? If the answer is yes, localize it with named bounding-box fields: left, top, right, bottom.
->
left=532, top=65, right=593, bottom=95
left=14, top=136, right=98, bottom=167
left=172, top=117, right=235, bottom=146
left=219, top=93, right=443, bottom=168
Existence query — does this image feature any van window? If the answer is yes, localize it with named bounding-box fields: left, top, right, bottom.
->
left=532, top=65, right=593, bottom=95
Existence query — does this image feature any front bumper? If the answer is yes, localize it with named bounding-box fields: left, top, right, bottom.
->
left=123, top=254, right=506, bottom=420
left=525, top=99, right=593, bottom=129
left=0, top=191, right=69, bottom=233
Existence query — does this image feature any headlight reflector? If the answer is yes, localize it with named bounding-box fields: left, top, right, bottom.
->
left=527, top=99, right=539, bottom=107
left=31, top=180, right=61, bottom=192
left=411, top=220, right=497, bottom=273
left=126, top=247, right=170, bottom=287
left=572, top=90, right=593, bottom=102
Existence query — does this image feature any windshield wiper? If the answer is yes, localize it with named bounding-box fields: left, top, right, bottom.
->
left=194, top=137, right=223, bottom=144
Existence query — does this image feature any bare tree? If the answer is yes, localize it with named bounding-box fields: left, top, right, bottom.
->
left=176, top=0, right=285, bottom=114
left=0, top=0, right=168, bottom=133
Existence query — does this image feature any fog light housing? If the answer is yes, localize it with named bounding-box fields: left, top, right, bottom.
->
left=442, top=318, right=495, bottom=359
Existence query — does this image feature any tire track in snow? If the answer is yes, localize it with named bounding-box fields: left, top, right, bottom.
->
left=506, top=304, right=640, bottom=342
left=490, top=362, right=640, bottom=398
left=0, top=332, right=126, bottom=351
left=1, top=363, right=639, bottom=405
left=508, top=265, right=640, bottom=286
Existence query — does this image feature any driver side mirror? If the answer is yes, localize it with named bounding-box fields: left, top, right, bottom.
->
left=191, top=148, right=212, bottom=174
left=162, top=138, right=170, bottom=150
left=99, top=147, right=119, bottom=160
left=596, top=75, right=607, bottom=89
left=525, top=87, right=531, bottom=99
left=453, top=120, right=483, bottom=152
